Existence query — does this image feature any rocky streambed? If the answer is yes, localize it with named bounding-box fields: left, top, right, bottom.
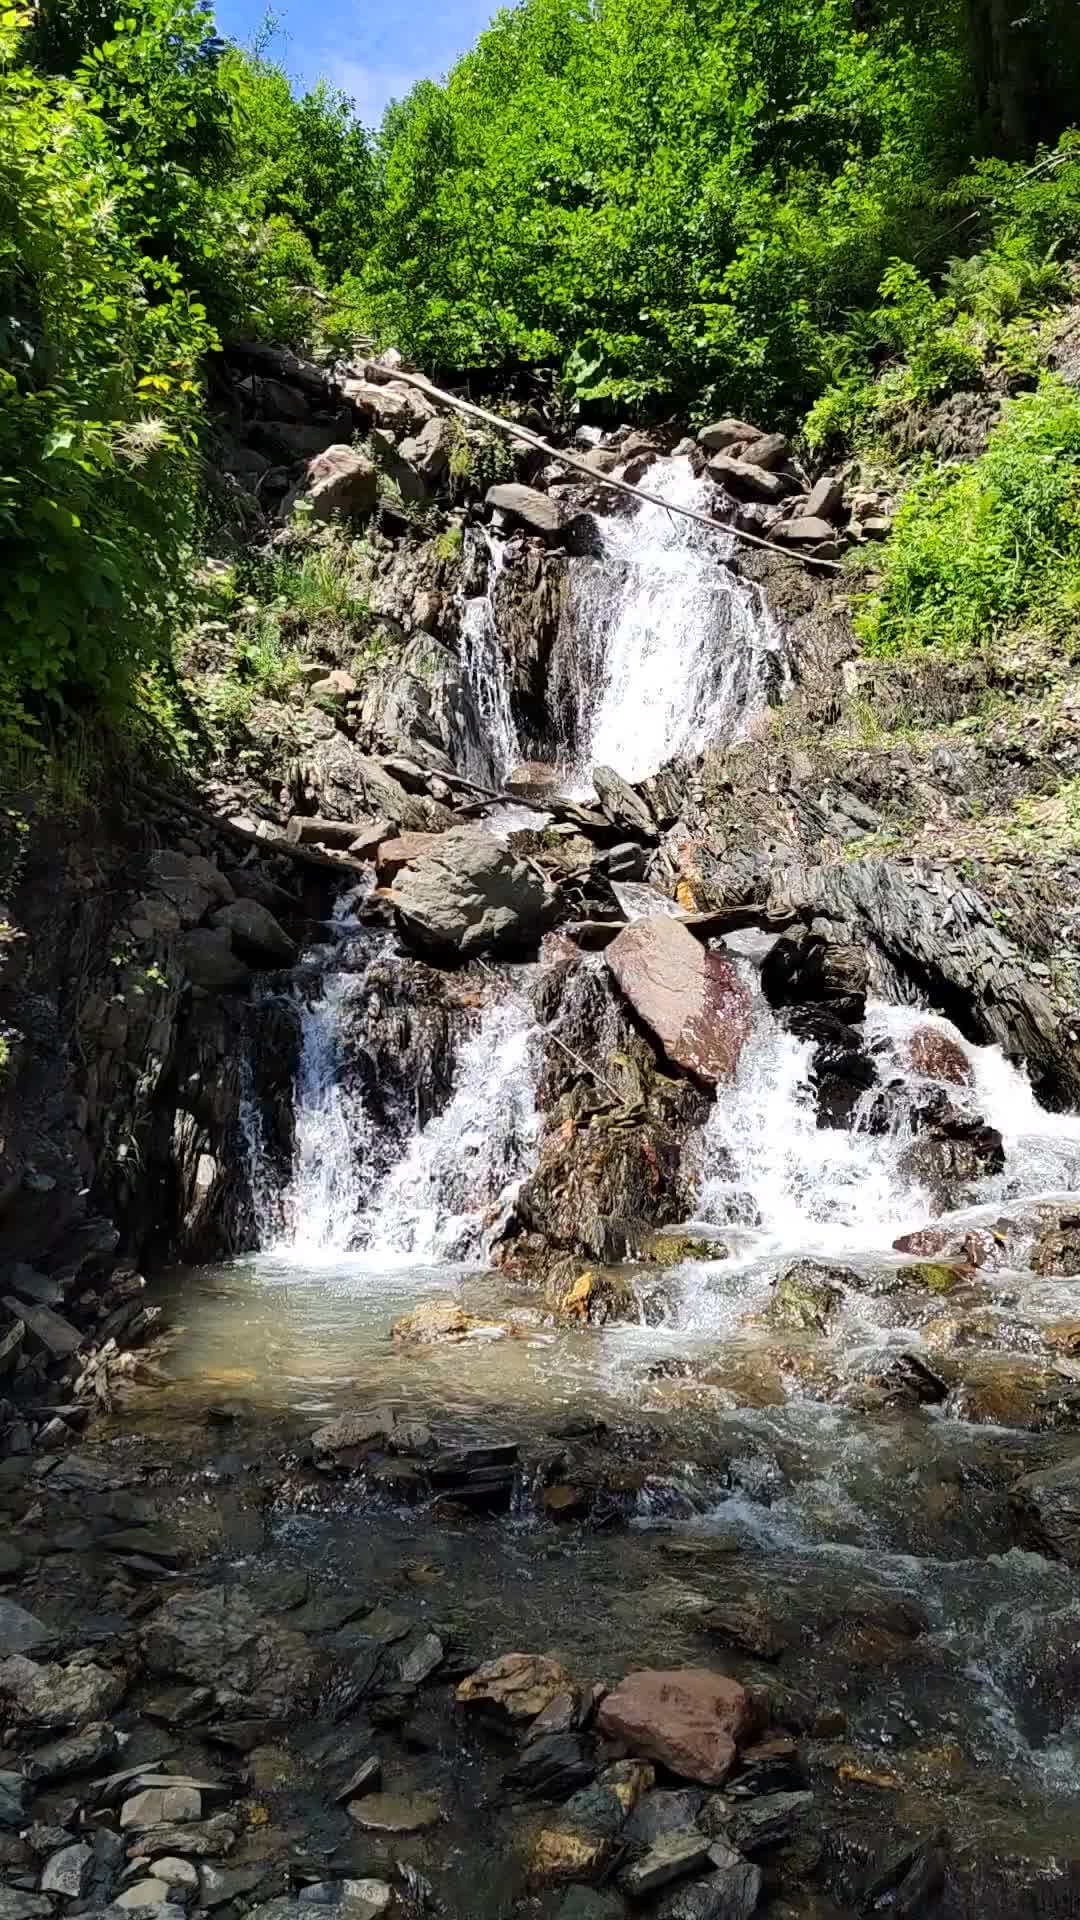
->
left=5, top=344, right=1080, bottom=1920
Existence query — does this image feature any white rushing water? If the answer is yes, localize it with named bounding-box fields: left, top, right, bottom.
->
left=693, top=984, right=1080, bottom=1271
left=361, top=988, right=540, bottom=1264
left=458, top=527, right=521, bottom=787
left=566, top=458, right=782, bottom=784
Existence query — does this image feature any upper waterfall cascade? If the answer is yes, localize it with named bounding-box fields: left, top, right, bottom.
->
left=563, top=458, right=782, bottom=785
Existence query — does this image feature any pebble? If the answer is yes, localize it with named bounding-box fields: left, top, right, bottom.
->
left=151, top=1859, right=199, bottom=1891
left=121, top=1787, right=201, bottom=1829
left=0, top=1600, right=52, bottom=1656
left=621, top=1831, right=712, bottom=1897
left=346, top=1791, right=441, bottom=1833
left=116, top=1882, right=171, bottom=1909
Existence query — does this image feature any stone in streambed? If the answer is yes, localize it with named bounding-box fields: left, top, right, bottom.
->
left=620, top=1830, right=713, bottom=1897
left=592, top=767, right=658, bottom=842
left=41, top=1842, right=94, bottom=1897
left=596, top=1670, right=752, bottom=1785
left=24, top=1722, right=119, bottom=1782
left=391, top=827, right=546, bottom=961
left=606, top=916, right=751, bottom=1088
left=486, top=483, right=565, bottom=536
left=457, top=1652, right=577, bottom=1724
left=1032, top=1215, right=1080, bottom=1276
left=115, top=1881, right=172, bottom=1909
left=706, top=455, right=789, bottom=503
left=178, top=929, right=250, bottom=992
left=906, top=1023, right=972, bottom=1085
left=528, top=1764, right=653, bottom=1889
left=657, top=1842, right=761, bottom=1920
left=347, top=1792, right=441, bottom=1833
left=766, top=1261, right=844, bottom=1333
left=1010, top=1454, right=1080, bottom=1565
left=0, top=1653, right=124, bottom=1726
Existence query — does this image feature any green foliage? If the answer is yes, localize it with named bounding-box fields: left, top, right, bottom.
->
left=805, top=138, right=1080, bottom=452
left=857, top=376, right=1080, bottom=656
left=347, top=0, right=977, bottom=417
left=271, top=544, right=370, bottom=625
left=0, top=8, right=213, bottom=745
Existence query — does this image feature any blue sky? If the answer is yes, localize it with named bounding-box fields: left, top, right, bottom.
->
left=215, top=0, right=501, bottom=125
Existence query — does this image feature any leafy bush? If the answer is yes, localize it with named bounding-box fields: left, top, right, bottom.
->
left=0, top=11, right=213, bottom=743
left=857, top=376, right=1080, bottom=656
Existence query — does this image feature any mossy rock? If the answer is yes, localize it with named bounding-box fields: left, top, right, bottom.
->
left=641, top=1231, right=728, bottom=1267
left=898, top=1261, right=965, bottom=1295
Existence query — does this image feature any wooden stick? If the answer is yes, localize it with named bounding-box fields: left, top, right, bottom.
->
left=380, top=367, right=842, bottom=573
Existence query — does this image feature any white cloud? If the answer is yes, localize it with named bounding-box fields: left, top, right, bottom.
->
left=321, top=55, right=432, bottom=125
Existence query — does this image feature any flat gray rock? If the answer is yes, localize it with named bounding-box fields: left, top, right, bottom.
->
left=0, top=1599, right=54, bottom=1655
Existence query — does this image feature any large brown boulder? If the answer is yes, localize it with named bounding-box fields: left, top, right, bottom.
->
left=596, top=1669, right=753, bottom=1785
left=906, top=1023, right=972, bottom=1086
left=606, top=917, right=751, bottom=1088
left=294, top=444, right=377, bottom=521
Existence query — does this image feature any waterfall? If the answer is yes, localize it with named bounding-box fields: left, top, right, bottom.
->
left=360, top=987, right=540, bottom=1264
left=458, top=527, right=521, bottom=787
left=563, top=458, right=782, bottom=784
left=693, top=981, right=1080, bottom=1267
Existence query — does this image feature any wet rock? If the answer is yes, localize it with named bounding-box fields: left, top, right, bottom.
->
left=505, top=1733, right=595, bottom=1800
left=551, top=1894, right=626, bottom=1920
left=347, top=1792, right=441, bottom=1833
left=529, top=1767, right=652, bottom=1890
left=178, top=929, right=251, bottom=992
left=391, top=1299, right=494, bottom=1344
left=606, top=917, right=751, bottom=1088
left=1010, top=1453, right=1080, bottom=1564
left=41, top=1841, right=93, bottom=1897
left=293, top=446, right=377, bottom=521
left=0, top=1653, right=124, bottom=1726
left=142, top=1587, right=317, bottom=1717
left=715, top=1790, right=813, bottom=1854
left=759, top=933, right=867, bottom=1021
left=1032, top=1214, right=1080, bottom=1276
left=0, top=1774, right=28, bottom=1830
left=391, top=827, right=546, bottom=960
left=641, top=1234, right=727, bottom=1267
left=902, top=1091, right=1006, bottom=1208
left=657, top=1842, right=761, bottom=1919
left=781, top=1004, right=876, bottom=1129
left=621, top=1831, right=712, bottom=1897
left=397, top=1630, right=443, bottom=1686
left=487, top=483, right=565, bottom=536
left=596, top=1670, right=752, bottom=1786
left=310, top=1405, right=431, bottom=1467
left=766, top=1262, right=844, bottom=1333
left=906, top=1023, right=972, bottom=1085
left=623, top=1790, right=704, bottom=1850
left=0, top=1600, right=53, bottom=1656
left=701, top=1560, right=926, bottom=1663
left=592, top=768, right=658, bottom=843
left=209, top=900, right=296, bottom=968
left=457, top=1653, right=577, bottom=1725
left=129, top=1815, right=237, bottom=1860
left=24, top=1722, right=119, bottom=1782
left=892, top=1223, right=1003, bottom=1267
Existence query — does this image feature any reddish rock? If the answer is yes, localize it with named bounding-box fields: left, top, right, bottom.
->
left=892, top=1224, right=1001, bottom=1267
left=907, top=1024, right=972, bottom=1086
left=375, top=832, right=445, bottom=885
left=596, top=1668, right=752, bottom=1785
left=606, top=916, right=751, bottom=1088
